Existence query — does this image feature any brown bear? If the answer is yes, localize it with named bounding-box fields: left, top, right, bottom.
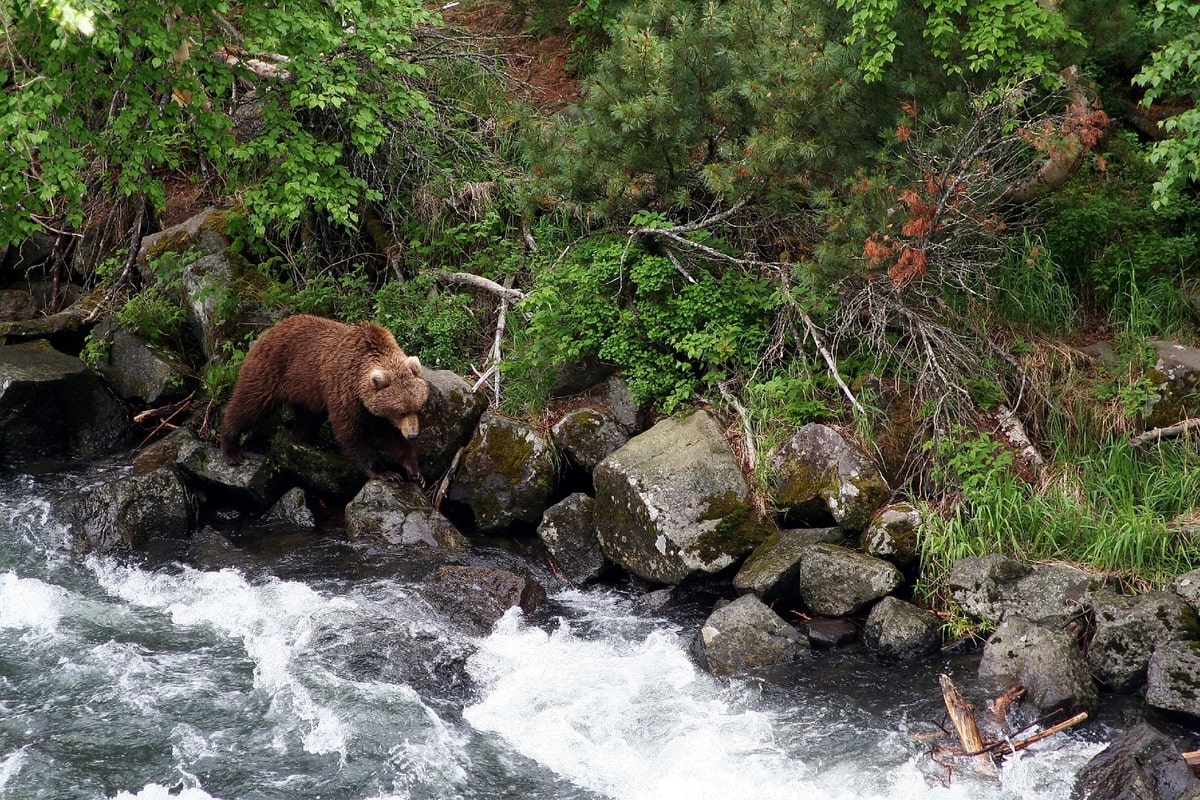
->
left=219, top=314, right=429, bottom=483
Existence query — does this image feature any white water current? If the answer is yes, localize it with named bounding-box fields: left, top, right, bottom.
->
left=0, top=469, right=1110, bottom=800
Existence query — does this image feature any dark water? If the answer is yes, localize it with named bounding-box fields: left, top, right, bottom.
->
left=0, top=465, right=1110, bottom=800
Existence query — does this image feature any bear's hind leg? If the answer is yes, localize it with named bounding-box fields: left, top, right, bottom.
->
left=292, top=406, right=327, bottom=447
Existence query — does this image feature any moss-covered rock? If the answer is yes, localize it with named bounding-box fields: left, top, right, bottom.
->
left=770, top=423, right=889, bottom=532
left=1087, top=589, right=1200, bottom=693
left=413, top=368, right=488, bottom=484
left=345, top=480, right=468, bottom=554
left=1141, top=341, right=1200, bottom=429
left=447, top=413, right=555, bottom=532
left=795, top=543, right=902, bottom=617
left=593, top=409, right=766, bottom=585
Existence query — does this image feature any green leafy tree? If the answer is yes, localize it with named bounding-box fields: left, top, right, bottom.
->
left=1133, top=0, right=1200, bottom=206
left=0, top=0, right=435, bottom=248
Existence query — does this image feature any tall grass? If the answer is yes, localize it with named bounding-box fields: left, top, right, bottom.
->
left=917, top=434, right=1200, bottom=608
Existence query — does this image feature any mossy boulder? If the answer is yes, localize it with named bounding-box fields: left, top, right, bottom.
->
left=733, top=527, right=843, bottom=605
left=447, top=413, right=555, bottom=532
left=770, top=423, right=889, bottom=531
left=949, top=555, right=1095, bottom=625
left=979, top=616, right=1097, bottom=715
left=1141, top=341, right=1200, bottom=429
left=593, top=410, right=768, bottom=585
left=345, top=480, right=469, bottom=554
left=863, top=596, right=942, bottom=661
left=96, top=329, right=195, bottom=405
left=0, top=340, right=130, bottom=465
left=537, top=492, right=606, bottom=584
left=860, top=502, right=921, bottom=570
left=1147, top=640, right=1200, bottom=718
left=692, top=594, right=809, bottom=677
left=794, top=543, right=903, bottom=617
left=413, top=368, right=488, bottom=484
left=550, top=407, right=629, bottom=472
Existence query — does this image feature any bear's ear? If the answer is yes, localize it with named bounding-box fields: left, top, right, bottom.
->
left=369, top=367, right=390, bottom=389
left=404, top=355, right=422, bottom=376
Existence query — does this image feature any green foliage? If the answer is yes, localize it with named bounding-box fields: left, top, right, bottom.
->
left=1045, top=137, right=1200, bottom=339
left=117, top=252, right=192, bottom=347
left=0, top=0, right=435, bottom=247
left=517, top=235, right=776, bottom=413
left=925, top=428, right=1015, bottom=504
left=530, top=0, right=861, bottom=213
left=834, top=0, right=1085, bottom=90
left=991, top=233, right=1078, bottom=335
left=1133, top=0, right=1200, bottom=206
left=918, top=436, right=1200, bottom=606
left=373, top=274, right=481, bottom=373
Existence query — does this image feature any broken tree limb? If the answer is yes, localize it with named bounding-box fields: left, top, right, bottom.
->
left=940, top=673, right=996, bottom=773
left=986, top=712, right=1088, bottom=758
left=1130, top=419, right=1200, bottom=448
left=433, top=446, right=465, bottom=511
left=435, top=271, right=526, bottom=302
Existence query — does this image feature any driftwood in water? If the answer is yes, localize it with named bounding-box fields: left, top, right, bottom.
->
left=940, top=674, right=996, bottom=772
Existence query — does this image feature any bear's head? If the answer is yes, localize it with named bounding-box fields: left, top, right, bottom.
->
left=361, top=354, right=429, bottom=438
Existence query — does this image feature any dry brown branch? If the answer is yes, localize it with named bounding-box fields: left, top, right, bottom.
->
left=1130, top=419, right=1200, bottom=447
left=939, top=674, right=996, bottom=774
left=435, top=271, right=526, bottom=302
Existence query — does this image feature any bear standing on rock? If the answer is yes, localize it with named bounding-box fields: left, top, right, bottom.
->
left=219, top=314, right=429, bottom=483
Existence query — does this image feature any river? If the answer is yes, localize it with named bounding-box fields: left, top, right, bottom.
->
left=0, top=464, right=1110, bottom=799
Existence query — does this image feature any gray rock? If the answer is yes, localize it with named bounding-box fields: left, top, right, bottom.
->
left=732, top=527, right=843, bottom=605
left=583, top=375, right=651, bottom=434
left=1142, top=340, right=1200, bottom=429
left=979, top=616, right=1097, bottom=715
left=692, top=595, right=809, bottom=677
left=770, top=423, right=889, bottom=531
left=1088, top=589, right=1199, bottom=692
left=805, top=617, right=858, bottom=649
left=414, top=368, right=488, bottom=484
left=537, top=493, right=606, bottom=584
left=0, top=341, right=130, bottom=464
left=70, top=467, right=194, bottom=553
left=860, top=502, right=921, bottom=569
left=550, top=407, right=629, bottom=472
left=424, top=565, right=546, bottom=636
left=174, top=435, right=283, bottom=510
left=795, top=543, right=903, bottom=617
left=270, top=439, right=367, bottom=501
left=0, top=289, right=37, bottom=321
left=948, top=554, right=1094, bottom=624
left=863, top=596, right=942, bottom=661
left=97, top=329, right=194, bottom=405
left=447, top=414, right=555, bottom=532
left=345, top=480, right=468, bottom=553
left=1147, top=640, right=1200, bottom=718
left=1072, top=721, right=1200, bottom=800
left=1171, top=568, right=1200, bottom=611
left=593, top=410, right=767, bottom=585
left=263, top=487, right=315, bottom=529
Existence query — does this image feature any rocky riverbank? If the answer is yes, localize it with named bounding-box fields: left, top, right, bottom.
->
left=6, top=209, right=1200, bottom=798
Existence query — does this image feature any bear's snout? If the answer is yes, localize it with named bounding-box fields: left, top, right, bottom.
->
left=395, top=415, right=420, bottom=439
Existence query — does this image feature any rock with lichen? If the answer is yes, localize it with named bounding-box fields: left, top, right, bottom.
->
left=594, top=409, right=769, bottom=585
left=770, top=423, right=889, bottom=532
left=447, top=413, right=555, bottom=532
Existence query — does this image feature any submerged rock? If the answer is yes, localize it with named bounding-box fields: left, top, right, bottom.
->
left=795, top=543, right=902, bottom=617
left=692, top=594, right=809, bottom=677
left=263, top=487, right=315, bottom=529
left=593, top=410, right=768, bottom=585
left=447, top=413, right=555, bottom=532
left=70, top=467, right=194, bottom=553
left=345, top=480, right=468, bottom=554
left=1072, top=722, right=1200, bottom=800
left=979, top=616, right=1097, bottom=715
left=0, top=341, right=130, bottom=465
left=424, top=565, right=546, bottom=636
left=536, top=492, right=606, bottom=584
left=770, top=423, right=889, bottom=531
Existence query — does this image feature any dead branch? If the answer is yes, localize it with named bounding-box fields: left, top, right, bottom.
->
left=213, top=47, right=294, bottom=82
left=939, top=673, right=996, bottom=774
left=1130, top=419, right=1200, bottom=448
left=718, top=381, right=758, bottom=471
left=435, top=271, right=527, bottom=302
left=983, top=712, right=1088, bottom=758
left=433, top=446, right=464, bottom=511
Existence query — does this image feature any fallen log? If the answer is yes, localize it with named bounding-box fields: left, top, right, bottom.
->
left=940, top=673, right=996, bottom=773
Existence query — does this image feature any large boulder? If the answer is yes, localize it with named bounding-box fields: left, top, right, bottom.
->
left=0, top=341, right=130, bottom=465
left=732, top=527, right=844, bottom=606
left=948, top=555, right=1094, bottom=624
left=536, top=492, right=606, bottom=585
left=69, top=467, right=194, bottom=553
left=978, top=616, right=1097, bottom=715
left=423, top=565, right=546, bottom=636
left=96, top=329, right=195, bottom=406
left=1147, top=640, right=1200, bottom=718
left=550, top=407, right=629, bottom=472
left=1141, top=341, right=1200, bottom=429
left=345, top=480, right=469, bottom=554
left=173, top=431, right=284, bottom=510
left=1087, top=589, right=1199, bottom=692
left=269, top=439, right=366, bottom=501
left=863, top=596, right=942, bottom=661
left=414, top=368, right=488, bottom=484
left=447, top=413, right=555, bottom=532
left=795, top=543, right=903, bottom=617
left=1072, top=722, right=1200, bottom=800
left=692, top=594, right=809, bottom=677
left=593, top=410, right=768, bottom=585
left=770, top=423, right=889, bottom=531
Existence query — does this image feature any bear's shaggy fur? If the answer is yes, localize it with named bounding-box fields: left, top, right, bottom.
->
left=220, top=314, right=429, bottom=482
